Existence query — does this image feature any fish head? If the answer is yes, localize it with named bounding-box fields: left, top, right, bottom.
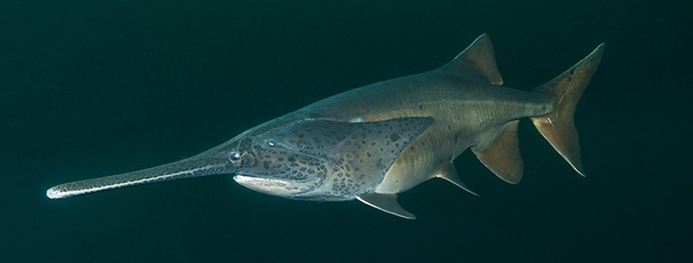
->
left=230, top=116, right=434, bottom=201
left=229, top=123, right=330, bottom=200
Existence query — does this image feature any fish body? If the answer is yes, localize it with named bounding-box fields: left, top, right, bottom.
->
left=47, top=34, right=604, bottom=219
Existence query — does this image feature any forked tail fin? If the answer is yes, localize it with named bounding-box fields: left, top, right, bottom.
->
left=531, top=43, right=605, bottom=176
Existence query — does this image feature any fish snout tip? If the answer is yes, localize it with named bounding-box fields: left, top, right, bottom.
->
left=46, top=186, right=65, bottom=199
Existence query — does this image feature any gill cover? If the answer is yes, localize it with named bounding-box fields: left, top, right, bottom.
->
left=234, top=116, right=434, bottom=200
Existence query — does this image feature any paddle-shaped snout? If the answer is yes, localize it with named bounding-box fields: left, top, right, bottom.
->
left=46, top=140, right=247, bottom=199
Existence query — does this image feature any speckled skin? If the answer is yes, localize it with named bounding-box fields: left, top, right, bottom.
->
left=231, top=117, right=433, bottom=201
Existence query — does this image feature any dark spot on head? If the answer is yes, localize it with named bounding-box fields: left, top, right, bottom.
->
left=390, top=133, right=400, bottom=142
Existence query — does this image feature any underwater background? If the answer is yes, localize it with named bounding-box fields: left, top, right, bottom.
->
left=2, top=0, right=691, bottom=262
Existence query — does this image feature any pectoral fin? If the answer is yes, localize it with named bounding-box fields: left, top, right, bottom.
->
left=357, top=192, right=415, bottom=220
left=471, top=120, right=524, bottom=184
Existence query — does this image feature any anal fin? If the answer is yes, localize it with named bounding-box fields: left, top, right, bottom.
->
left=357, top=192, right=416, bottom=220
left=434, top=162, right=478, bottom=196
left=471, top=120, right=524, bottom=184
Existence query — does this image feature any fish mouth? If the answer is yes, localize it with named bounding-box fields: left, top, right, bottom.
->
left=232, top=174, right=309, bottom=197
left=233, top=172, right=305, bottom=183
left=233, top=174, right=292, bottom=184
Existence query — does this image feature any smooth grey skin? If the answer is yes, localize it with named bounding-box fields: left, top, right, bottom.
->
left=47, top=34, right=604, bottom=219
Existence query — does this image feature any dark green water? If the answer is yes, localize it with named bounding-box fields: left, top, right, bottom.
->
left=2, top=0, right=691, bottom=262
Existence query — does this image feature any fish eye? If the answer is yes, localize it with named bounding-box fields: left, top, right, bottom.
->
left=240, top=153, right=256, bottom=167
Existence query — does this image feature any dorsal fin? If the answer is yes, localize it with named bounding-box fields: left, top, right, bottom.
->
left=448, top=33, right=504, bottom=85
